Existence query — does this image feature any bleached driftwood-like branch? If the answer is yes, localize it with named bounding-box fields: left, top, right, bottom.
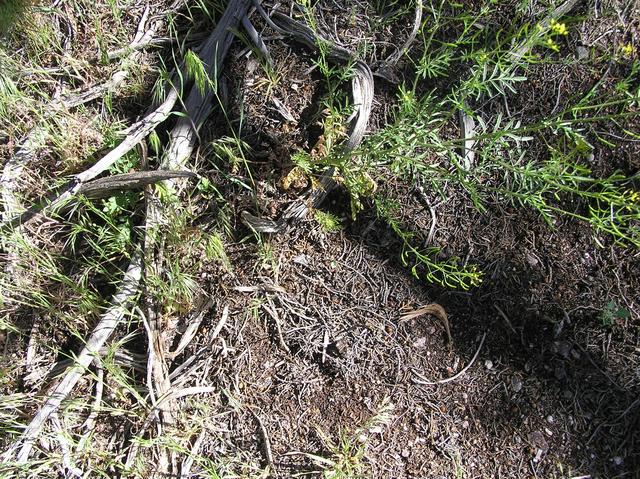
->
left=3, top=251, right=143, bottom=463
left=1, top=87, right=180, bottom=228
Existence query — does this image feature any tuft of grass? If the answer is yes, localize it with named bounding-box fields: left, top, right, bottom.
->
left=0, top=0, right=30, bottom=34
left=600, top=300, right=630, bottom=328
left=299, top=398, right=394, bottom=479
left=314, top=210, right=342, bottom=233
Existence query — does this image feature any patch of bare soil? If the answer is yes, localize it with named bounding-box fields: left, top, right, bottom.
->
left=191, top=203, right=639, bottom=477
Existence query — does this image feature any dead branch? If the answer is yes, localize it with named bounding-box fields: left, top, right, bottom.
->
left=106, top=4, right=162, bottom=61
left=458, top=109, right=476, bottom=170
left=77, top=170, right=197, bottom=199
left=168, top=305, right=229, bottom=385
left=241, top=8, right=374, bottom=232
left=180, top=428, right=206, bottom=478
left=136, top=2, right=250, bottom=475
left=167, top=298, right=214, bottom=360
left=1, top=87, right=180, bottom=228
left=249, top=408, right=274, bottom=471
left=3, top=251, right=143, bottom=463
left=242, top=14, right=273, bottom=66
left=375, top=0, right=423, bottom=82
left=0, top=70, right=129, bottom=222
left=161, top=0, right=251, bottom=174
left=76, top=359, right=104, bottom=452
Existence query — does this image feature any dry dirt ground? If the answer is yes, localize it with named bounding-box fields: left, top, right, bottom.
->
left=1, top=0, right=639, bottom=477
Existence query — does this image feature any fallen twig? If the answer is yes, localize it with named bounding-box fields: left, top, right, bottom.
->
left=1, top=88, right=180, bottom=228
left=167, top=298, right=214, bottom=360
left=76, top=359, right=104, bottom=452
left=250, top=408, right=274, bottom=472
left=106, top=4, right=162, bottom=61
left=263, top=298, right=291, bottom=353
left=51, top=412, right=82, bottom=478
left=375, top=0, right=423, bottom=82
left=77, top=170, right=197, bottom=199
left=168, top=305, right=229, bottom=385
left=180, top=428, right=206, bottom=478
left=124, top=387, right=217, bottom=471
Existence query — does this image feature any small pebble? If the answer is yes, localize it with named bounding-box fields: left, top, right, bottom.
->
left=462, top=420, right=469, bottom=429
left=576, top=45, right=589, bottom=60
left=511, top=376, right=523, bottom=392
left=485, top=359, right=494, bottom=370
left=528, top=431, right=549, bottom=453
left=546, top=415, right=554, bottom=423
left=401, top=449, right=411, bottom=458
left=413, top=337, right=427, bottom=349
left=613, top=456, right=624, bottom=466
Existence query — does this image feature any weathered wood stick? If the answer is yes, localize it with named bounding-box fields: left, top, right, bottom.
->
left=2, top=252, right=143, bottom=463
left=78, top=170, right=197, bottom=199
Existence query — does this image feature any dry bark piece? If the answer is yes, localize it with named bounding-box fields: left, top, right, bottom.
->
left=458, top=109, right=476, bottom=170
left=400, top=303, right=452, bottom=346
left=77, top=170, right=197, bottom=199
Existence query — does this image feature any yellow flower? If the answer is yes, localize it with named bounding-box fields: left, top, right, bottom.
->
left=620, top=42, right=634, bottom=57
left=545, top=37, right=560, bottom=53
left=550, top=19, right=568, bottom=36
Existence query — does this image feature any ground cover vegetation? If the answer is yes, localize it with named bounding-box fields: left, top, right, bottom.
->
left=0, top=0, right=638, bottom=477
